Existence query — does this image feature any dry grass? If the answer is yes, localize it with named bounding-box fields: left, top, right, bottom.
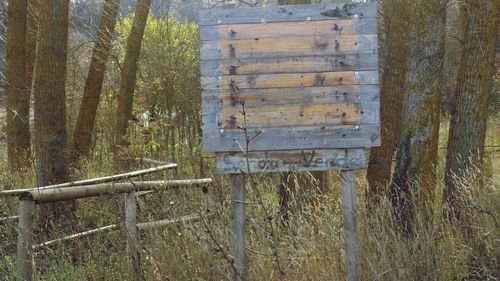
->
left=0, top=117, right=498, bottom=281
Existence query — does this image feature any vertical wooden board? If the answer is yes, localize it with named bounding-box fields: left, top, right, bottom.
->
left=198, top=3, right=378, bottom=26
left=216, top=149, right=367, bottom=174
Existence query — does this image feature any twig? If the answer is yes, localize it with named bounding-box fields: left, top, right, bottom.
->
left=198, top=212, right=243, bottom=280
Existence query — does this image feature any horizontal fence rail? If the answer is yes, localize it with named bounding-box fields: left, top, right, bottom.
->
left=7, top=162, right=213, bottom=281
left=23, top=179, right=212, bottom=203
left=1, top=163, right=178, bottom=197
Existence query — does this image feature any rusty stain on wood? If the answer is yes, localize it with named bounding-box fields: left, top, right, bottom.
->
left=201, top=35, right=378, bottom=60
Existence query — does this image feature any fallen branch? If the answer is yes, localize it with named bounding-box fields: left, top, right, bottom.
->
left=137, top=213, right=201, bottom=230
left=0, top=163, right=178, bottom=197
left=33, top=224, right=118, bottom=250
left=131, top=157, right=169, bottom=165
left=0, top=215, right=19, bottom=223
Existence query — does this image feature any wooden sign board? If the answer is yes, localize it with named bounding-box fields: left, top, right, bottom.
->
left=199, top=3, right=380, bottom=174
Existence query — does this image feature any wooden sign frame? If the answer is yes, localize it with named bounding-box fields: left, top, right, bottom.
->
left=199, top=3, right=379, bottom=281
left=200, top=3, right=380, bottom=175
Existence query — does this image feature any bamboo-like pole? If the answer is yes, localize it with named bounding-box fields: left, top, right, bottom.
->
left=16, top=198, right=35, bottom=281
left=137, top=214, right=201, bottom=230
left=33, top=224, right=118, bottom=249
left=0, top=215, right=19, bottom=223
left=26, top=179, right=212, bottom=203
left=33, top=214, right=202, bottom=250
left=131, top=157, right=169, bottom=165
left=0, top=163, right=178, bottom=197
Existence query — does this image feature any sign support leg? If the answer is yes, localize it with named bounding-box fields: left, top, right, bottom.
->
left=230, top=174, right=246, bottom=281
left=341, top=170, right=361, bottom=281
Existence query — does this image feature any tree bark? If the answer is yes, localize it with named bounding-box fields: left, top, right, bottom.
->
left=26, top=0, right=38, bottom=87
left=114, top=0, right=151, bottom=156
left=443, top=0, right=499, bottom=221
left=71, top=0, right=121, bottom=162
left=33, top=0, right=75, bottom=230
left=5, top=0, right=30, bottom=171
left=366, top=0, right=409, bottom=202
left=391, top=0, right=447, bottom=234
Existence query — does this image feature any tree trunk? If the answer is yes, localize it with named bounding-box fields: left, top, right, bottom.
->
left=33, top=0, right=75, bottom=230
left=5, top=0, right=30, bottom=171
left=71, top=0, right=120, bottom=162
left=366, top=0, right=409, bottom=202
left=391, top=0, right=447, bottom=234
left=26, top=0, right=38, bottom=86
left=114, top=0, right=151, bottom=157
left=443, top=0, right=499, bottom=221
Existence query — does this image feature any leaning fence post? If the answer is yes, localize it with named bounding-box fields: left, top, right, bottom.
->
left=230, top=174, right=246, bottom=281
left=125, top=191, right=141, bottom=279
left=341, top=170, right=361, bottom=281
left=16, top=196, right=35, bottom=281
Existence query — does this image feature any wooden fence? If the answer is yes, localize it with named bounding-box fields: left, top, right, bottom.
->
left=0, top=163, right=212, bottom=281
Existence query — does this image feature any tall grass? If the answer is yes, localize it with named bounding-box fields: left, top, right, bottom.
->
left=0, top=117, right=498, bottom=280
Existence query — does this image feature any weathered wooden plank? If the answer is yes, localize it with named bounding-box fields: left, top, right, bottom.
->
left=202, top=125, right=380, bottom=152
left=201, top=85, right=380, bottom=131
left=202, top=70, right=378, bottom=90
left=341, top=170, right=361, bottom=281
left=200, top=34, right=378, bottom=60
left=200, top=18, right=377, bottom=41
left=216, top=148, right=367, bottom=174
left=200, top=53, right=379, bottom=76
left=199, top=3, right=377, bottom=26
left=204, top=102, right=380, bottom=129
left=203, top=85, right=380, bottom=103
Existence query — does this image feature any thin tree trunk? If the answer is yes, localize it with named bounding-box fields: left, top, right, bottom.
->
left=33, top=0, right=75, bottom=230
left=71, top=0, right=121, bottom=162
left=366, top=0, right=409, bottom=202
left=443, top=0, right=499, bottom=221
left=391, top=0, right=447, bottom=235
left=26, top=0, right=38, bottom=86
left=5, top=0, right=30, bottom=171
left=114, top=0, right=152, bottom=157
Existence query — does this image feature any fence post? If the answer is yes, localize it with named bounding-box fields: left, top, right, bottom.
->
left=125, top=191, right=141, bottom=279
left=230, top=174, right=246, bottom=281
left=16, top=197, right=35, bottom=281
left=340, top=170, right=361, bottom=281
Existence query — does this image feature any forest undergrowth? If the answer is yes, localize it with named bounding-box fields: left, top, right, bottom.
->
left=0, top=117, right=498, bottom=281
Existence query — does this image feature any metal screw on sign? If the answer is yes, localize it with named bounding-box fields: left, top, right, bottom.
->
left=218, top=76, right=223, bottom=81
left=219, top=129, right=225, bottom=134
left=217, top=20, right=222, bottom=24
left=353, top=125, right=360, bottom=130
left=306, top=16, right=311, bottom=21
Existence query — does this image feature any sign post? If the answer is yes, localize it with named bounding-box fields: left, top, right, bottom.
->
left=199, top=3, right=379, bottom=280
